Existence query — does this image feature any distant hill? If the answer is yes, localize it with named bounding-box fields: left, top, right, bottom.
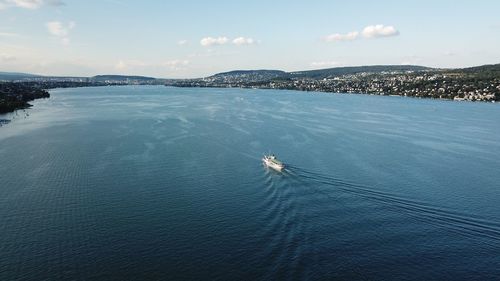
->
left=0, top=73, right=160, bottom=82
left=208, top=65, right=434, bottom=82
left=208, top=70, right=289, bottom=83
left=0, top=72, right=42, bottom=81
left=3, top=63, right=499, bottom=84
left=289, top=65, right=433, bottom=79
left=459, top=63, right=500, bottom=72
left=91, top=75, right=157, bottom=82
left=452, top=63, right=500, bottom=77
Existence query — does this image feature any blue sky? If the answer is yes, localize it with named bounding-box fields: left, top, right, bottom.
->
left=1, top=0, right=499, bottom=78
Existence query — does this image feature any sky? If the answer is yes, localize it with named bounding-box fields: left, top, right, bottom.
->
left=0, top=0, right=499, bottom=78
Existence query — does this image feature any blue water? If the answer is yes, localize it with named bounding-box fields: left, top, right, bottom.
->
left=1, top=86, right=499, bottom=280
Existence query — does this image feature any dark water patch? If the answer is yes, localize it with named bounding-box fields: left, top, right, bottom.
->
left=0, top=119, right=10, bottom=126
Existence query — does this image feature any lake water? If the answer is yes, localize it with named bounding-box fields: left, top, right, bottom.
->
left=1, top=86, right=499, bottom=280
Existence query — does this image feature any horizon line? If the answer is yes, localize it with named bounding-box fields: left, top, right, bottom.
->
left=2, top=62, right=499, bottom=80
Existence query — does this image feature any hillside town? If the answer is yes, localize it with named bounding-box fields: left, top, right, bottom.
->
left=168, top=70, right=500, bottom=102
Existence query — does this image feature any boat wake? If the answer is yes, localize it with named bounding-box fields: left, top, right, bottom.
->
left=284, top=164, right=500, bottom=245
left=245, top=159, right=499, bottom=278
left=251, top=166, right=313, bottom=279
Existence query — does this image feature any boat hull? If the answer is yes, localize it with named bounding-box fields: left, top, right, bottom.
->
left=263, top=158, right=284, bottom=171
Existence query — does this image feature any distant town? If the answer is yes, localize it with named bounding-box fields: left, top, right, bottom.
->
left=1, top=64, right=499, bottom=114
left=166, top=64, right=500, bottom=102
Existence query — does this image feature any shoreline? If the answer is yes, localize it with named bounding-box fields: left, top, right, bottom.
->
left=0, top=83, right=50, bottom=114
left=0, top=82, right=133, bottom=115
left=166, top=84, right=499, bottom=104
left=1, top=81, right=497, bottom=120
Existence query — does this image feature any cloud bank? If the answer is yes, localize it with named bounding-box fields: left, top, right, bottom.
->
left=324, top=24, right=399, bottom=43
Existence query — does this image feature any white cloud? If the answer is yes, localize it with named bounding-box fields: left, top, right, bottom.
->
left=310, top=61, right=340, bottom=68
left=200, top=36, right=229, bottom=47
left=200, top=36, right=259, bottom=47
left=361, top=24, right=399, bottom=38
left=46, top=20, right=75, bottom=45
left=323, top=31, right=359, bottom=42
left=163, top=59, right=190, bottom=70
left=177, top=39, right=188, bottom=46
left=0, top=0, right=64, bottom=9
left=324, top=24, right=399, bottom=43
left=10, top=0, right=42, bottom=9
left=232, top=37, right=256, bottom=46
left=0, top=0, right=43, bottom=9
left=46, top=21, right=75, bottom=37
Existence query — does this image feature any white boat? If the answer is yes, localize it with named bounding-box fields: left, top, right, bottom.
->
left=262, top=154, right=285, bottom=171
